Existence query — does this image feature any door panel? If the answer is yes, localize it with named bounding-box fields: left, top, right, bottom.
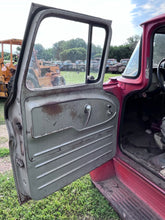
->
left=5, top=3, right=119, bottom=203
left=28, top=96, right=116, bottom=138
left=24, top=89, right=118, bottom=200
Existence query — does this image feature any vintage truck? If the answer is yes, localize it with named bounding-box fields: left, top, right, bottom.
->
left=106, top=59, right=129, bottom=73
left=4, top=3, right=165, bottom=219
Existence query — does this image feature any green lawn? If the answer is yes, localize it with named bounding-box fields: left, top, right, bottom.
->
left=0, top=147, right=9, bottom=157
left=104, top=73, right=120, bottom=82
left=0, top=172, right=119, bottom=219
left=61, top=71, right=120, bottom=85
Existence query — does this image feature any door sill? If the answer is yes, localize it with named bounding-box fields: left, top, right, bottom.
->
left=93, top=176, right=161, bottom=220
left=92, top=157, right=165, bottom=219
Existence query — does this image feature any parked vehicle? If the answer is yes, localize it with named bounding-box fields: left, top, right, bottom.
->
left=75, top=60, right=86, bottom=72
left=105, top=58, right=117, bottom=72
left=90, top=59, right=100, bottom=72
left=5, top=4, right=165, bottom=219
left=107, top=58, right=118, bottom=65
left=108, top=62, right=125, bottom=73
left=106, top=59, right=129, bottom=74
left=106, top=59, right=128, bottom=74
left=54, top=60, right=63, bottom=69
left=120, top=58, right=129, bottom=66
left=60, top=60, right=73, bottom=71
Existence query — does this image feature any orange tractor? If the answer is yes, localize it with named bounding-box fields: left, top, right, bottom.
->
left=0, top=39, right=22, bottom=97
left=0, top=39, right=64, bottom=97
left=29, top=50, right=65, bottom=89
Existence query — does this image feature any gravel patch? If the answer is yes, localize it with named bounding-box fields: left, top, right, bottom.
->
left=0, top=156, right=11, bottom=174
left=0, top=125, right=11, bottom=173
left=0, top=124, right=9, bottom=149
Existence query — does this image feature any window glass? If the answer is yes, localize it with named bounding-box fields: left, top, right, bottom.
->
left=26, top=17, right=105, bottom=89
left=122, top=41, right=140, bottom=78
left=153, top=33, right=165, bottom=67
left=89, top=27, right=105, bottom=80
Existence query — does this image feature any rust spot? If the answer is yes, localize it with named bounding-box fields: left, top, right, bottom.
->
left=42, top=103, right=62, bottom=115
left=70, top=110, right=77, bottom=119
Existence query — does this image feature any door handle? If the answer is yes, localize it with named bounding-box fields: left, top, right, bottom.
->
left=84, top=104, right=92, bottom=127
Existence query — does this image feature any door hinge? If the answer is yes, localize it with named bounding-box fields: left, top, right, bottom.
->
left=16, top=158, right=24, bottom=168
left=16, top=122, right=22, bottom=131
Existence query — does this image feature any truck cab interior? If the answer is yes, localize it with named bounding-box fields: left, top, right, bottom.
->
left=121, top=26, right=165, bottom=183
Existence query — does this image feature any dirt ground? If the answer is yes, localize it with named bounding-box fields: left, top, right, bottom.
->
left=0, top=124, right=9, bottom=148
left=0, top=124, right=11, bottom=173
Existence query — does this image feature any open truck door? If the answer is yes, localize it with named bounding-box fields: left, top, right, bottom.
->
left=4, top=3, right=119, bottom=204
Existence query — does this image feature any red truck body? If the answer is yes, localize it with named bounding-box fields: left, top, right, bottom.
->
left=90, top=14, right=165, bottom=219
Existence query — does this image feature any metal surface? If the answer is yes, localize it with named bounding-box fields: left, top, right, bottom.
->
left=23, top=89, right=119, bottom=200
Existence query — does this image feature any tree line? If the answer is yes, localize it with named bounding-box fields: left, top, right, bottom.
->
left=109, top=35, right=140, bottom=61
left=0, top=52, right=18, bottom=62
left=34, top=35, right=140, bottom=62
left=34, top=38, right=102, bottom=62
left=0, top=35, right=140, bottom=62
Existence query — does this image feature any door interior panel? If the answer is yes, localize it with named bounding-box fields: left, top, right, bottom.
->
left=30, top=98, right=116, bottom=138
left=24, top=90, right=119, bottom=200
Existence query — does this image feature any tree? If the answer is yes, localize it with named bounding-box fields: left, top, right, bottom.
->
left=91, top=45, right=102, bottom=59
left=109, top=45, right=132, bottom=61
left=33, top=44, right=54, bottom=61
left=60, top=48, right=86, bottom=62
left=65, top=38, right=86, bottom=50
left=53, top=39, right=87, bottom=60
left=34, top=44, right=45, bottom=59
left=108, top=35, right=140, bottom=61
left=53, top=38, right=102, bottom=61
left=0, top=52, right=10, bottom=60
left=33, top=38, right=106, bottom=62
left=43, top=48, right=53, bottom=61
left=16, top=46, right=21, bottom=55
left=126, top=35, right=140, bottom=51
left=53, top=40, right=66, bottom=60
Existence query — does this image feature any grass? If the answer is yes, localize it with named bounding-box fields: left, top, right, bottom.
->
left=104, top=73, right=120, bottom=82
left=61, top=71, right=86, bottom=85
left=0, top=148, right=9, bottom=157
left=61, top=71, right=120, bottom=85
left=0, top=99, right=5, bottom=125
left=0, top=137, right=8, bottom=144
left=0, top=172, right=119, bottom=219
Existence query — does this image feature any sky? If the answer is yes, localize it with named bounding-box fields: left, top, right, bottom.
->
left=0, top=0, right=165, bottom=49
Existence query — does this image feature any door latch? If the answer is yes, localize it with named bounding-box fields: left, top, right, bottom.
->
left=16, top=122, right=22, bottom=131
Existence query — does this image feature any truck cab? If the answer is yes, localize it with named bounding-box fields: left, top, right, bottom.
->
left=4, top=4, right=165, bottom=219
